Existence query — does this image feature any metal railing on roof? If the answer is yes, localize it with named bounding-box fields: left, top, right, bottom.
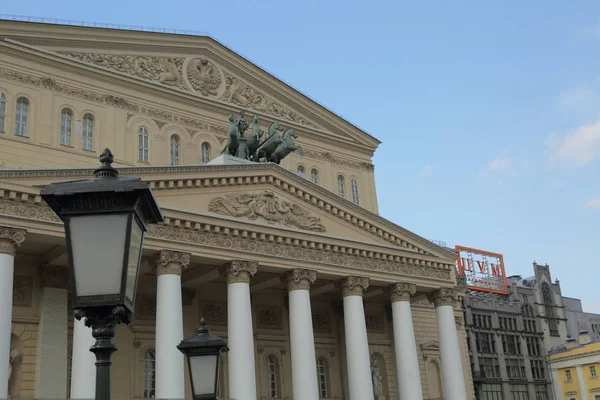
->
left=0, top=14, right=210, bottom=37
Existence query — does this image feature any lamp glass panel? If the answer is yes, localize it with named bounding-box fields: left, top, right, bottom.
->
left=189, top=354, right=218, bottom=395
left=125, top=218, right=144, bottom=304
left=68, top=214, right=128, bottom=297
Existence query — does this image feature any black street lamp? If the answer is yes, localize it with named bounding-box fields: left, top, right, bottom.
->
left=41, top=149, right=163, bottom=400
left=178, top=318, right=229, bottom=400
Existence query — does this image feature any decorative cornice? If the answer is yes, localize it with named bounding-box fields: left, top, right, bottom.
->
left=152, top=250, right=191, bottom=276
left=0, top=66, right=374, bottom=171
left=0, top=226, right=26, bottom=256
left=389, top=282, right=417, bottom=303
left=0, top=165, right=448, bottom=258
left=220, top=260, right=258, bottom=284
left=0, top=195, right=452, bottom=281
left=340, top=276, right=369, bottom=297
left=285, top=268, right=317, bottom=291
left=430, top=287, right=463, bottom=308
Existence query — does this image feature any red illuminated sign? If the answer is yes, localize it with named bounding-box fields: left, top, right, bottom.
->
left=455, top=245, right=509, bottom=294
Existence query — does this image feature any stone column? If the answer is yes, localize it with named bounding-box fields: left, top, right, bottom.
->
left=341, top=276, right=374, bottom=400
left=576, top=365, right=588, bottom=400
left=34, top=266, right=69, bottom=399
left=153, top=250, right=190, bottom=400
left=431, top=288, right=468, bottom=400
left=222, top=260, right=258, bottom=400
left=70, top=317, right=96, bottom=398
left=286, top=269, right=319, bottom=400
left=389, top=282, right=423, bottom=400
left=0, top=227, right=25, bottom=399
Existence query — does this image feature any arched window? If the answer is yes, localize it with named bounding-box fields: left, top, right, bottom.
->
left=201, top=142, right=211, bottom=164
left=267, top=355, right=280, bottom=398
left=170, top=135, right=180, bottom=165
left=60, top=108, right=73, bottom=146
left=337, top=175, right=345, bottom=198
left=317, top=357, right=329, bottom=398
left=311, top=168, right=319, bottom=184
left=350, top=178, right=360, bottom=205
left=0, top=92, right=6, bottom=132
left=138, top=126, right=149, bottom=162
left=82, top=114, right=94, bottom=151
left=297, top=165, right=306, bottom=178
left=142, top=349, right=156, bottom=398
left=15, top=97, right=29, bottom=137
left=542, top=283, right=558, bottom=336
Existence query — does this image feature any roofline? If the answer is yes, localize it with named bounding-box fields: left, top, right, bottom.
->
left=0, top=16, right=382, bottom=147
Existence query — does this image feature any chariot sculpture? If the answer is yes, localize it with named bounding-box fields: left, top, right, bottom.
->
left=221, top=111, right=303, bottom=164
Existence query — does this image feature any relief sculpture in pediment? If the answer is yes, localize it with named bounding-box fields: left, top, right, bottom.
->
left=208, top=191, right=326, bottom=232
left=60, top=52, right=187, bottom=90
left=59, top=51, right=321, bottom=129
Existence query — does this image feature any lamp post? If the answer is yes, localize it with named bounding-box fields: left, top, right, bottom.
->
left=41, top=149, right=163, bottom=400
left=178, top=318, right=229, bottom=400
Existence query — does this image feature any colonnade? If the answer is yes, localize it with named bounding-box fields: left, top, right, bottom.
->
left=0, top=228, right=468, bottom=400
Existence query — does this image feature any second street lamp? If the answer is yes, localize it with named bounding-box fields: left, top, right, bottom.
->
left=178, top=318, right=229, bottom=400
left=41, top=148, right=163, bottom=400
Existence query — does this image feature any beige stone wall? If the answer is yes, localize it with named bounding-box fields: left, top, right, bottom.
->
left=0, top=45, right=379, bottom=213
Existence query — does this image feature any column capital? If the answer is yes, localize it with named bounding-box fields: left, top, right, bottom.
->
left=220, top=260, right=258, bottom=284
left=429, top=287, right=462, bottom=307
left=285, top=268, right=317, bottom=291
left=0, top=226, right=26, bottom=256
left=340, top=276, right=369, bottom=297
left=389, top=282, right=417, bottom=302
left=152, top=250, right=191, bottom=276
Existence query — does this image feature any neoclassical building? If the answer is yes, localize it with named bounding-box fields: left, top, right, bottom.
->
left=0, top=19, right=474, bottom=400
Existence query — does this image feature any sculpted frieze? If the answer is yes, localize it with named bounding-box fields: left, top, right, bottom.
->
left=208, top=191, right=326, bottom=232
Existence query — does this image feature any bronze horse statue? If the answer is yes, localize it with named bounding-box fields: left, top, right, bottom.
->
left=269, top=129, right=303, bottom=164
left=247, top=114, right=264, bottom=161
left=221, top=111, right=249, bottom=157
left=255, top=121, right=283, bottom=162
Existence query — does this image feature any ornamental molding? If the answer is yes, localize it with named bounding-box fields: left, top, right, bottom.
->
left=13, top=275, right=33, bottom=307
left=220, top=260, right=258, bottom=284
left=284, top=268, right=317, bottom=291
left=389, top=282, right=417, bottom=303
left=340, top=276, right=370, bottom=297
left=39, top=265, right=69, bottom=289
left=0, top=166, right=437, bottom=254
left=0, top=197, right=453, bottom=281
left=311, top=311, right=331, bottom=333
left=135, top=294, right=156, bottom=320
left=57, top=52, right=320, bottom=129
left=209, top=191, right=326, bottom=232
left=198, top=301, right=227, bottom=326
left=0, top=67, right=374, bottom=171
left=256, top=305, right=283, bottom=330
left=0, top=226, right=26, bottom=256
left=430, top=287, right=463, bottom=308
left=365, top=310, right=386, bottom=333
left=152, top=250, right=191, bottom=276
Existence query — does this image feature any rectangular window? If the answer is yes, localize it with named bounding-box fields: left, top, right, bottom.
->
left=591, top=365, right=597, bottom=377
left=0, top=93, right=6, bottom=132
left=506, top=358, right=526, bottom=380
left=481, top=383, right=504, bottom=400
left=510, top=384, right=529, bottom=400
left=565, top=369, right=572, bottom=382
left=535, top=385, right=549, bottom=400
left=531, top=360, right=545, bottom=380
left=479, top=357, right=501, bottom=379
left=502, top=334, right=521, bottom=355
left=476, top=332, right=495, bottom=354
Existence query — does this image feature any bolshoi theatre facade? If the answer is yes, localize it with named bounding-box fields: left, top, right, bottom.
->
left=0, top=20, right=474, bottom=400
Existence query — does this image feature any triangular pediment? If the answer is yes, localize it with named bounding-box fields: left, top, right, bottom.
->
left=0, top=163, right=456, bottom=262
left=0, top=21, right=380, bottom=150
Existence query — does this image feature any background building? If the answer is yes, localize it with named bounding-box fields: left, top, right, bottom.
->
left=562, top=298, right=600, bottom=341
left=547, top=333, right=600, bottom=400
left=461, top=250, right=566, bottom=400
left=0, top=19, right=475, bottom=400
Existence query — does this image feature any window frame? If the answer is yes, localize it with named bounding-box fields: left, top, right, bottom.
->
left=337, top=175, right=345, bottom=198
left=350, top=177, right=360, bottom=205
left=137, top=126, right=150, bottom=162
left=60, top=108, right=74, bottom=146
left=316, top=357, right=329, bottom=398
left=81, top=113, right=95, bottom=151
left=297, top=165, right=306, bottom=178
left=0, top=91, right=6, bottom=133
left=201, top=141, right=211, bottom=164
left=310, top=168, right=319, bottom=184
left=170, top=135, right=180, bottom=166
left=142, top=348, right=156, bottom=399
left=14, top=96, right=29, bottom=137
left=266, top=355, right=280, bottom=399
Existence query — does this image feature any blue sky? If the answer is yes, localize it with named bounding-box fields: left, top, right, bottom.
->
left=3, top=1, right=599, bottom=311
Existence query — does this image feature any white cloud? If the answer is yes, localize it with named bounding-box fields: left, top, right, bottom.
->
left=554, top=120, right=600, bottom=166
left=419, top=165, right=433, bottom=177
left=479, top=156, right=517, bottom=180
left=583, top=199, right=600, bottom=209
